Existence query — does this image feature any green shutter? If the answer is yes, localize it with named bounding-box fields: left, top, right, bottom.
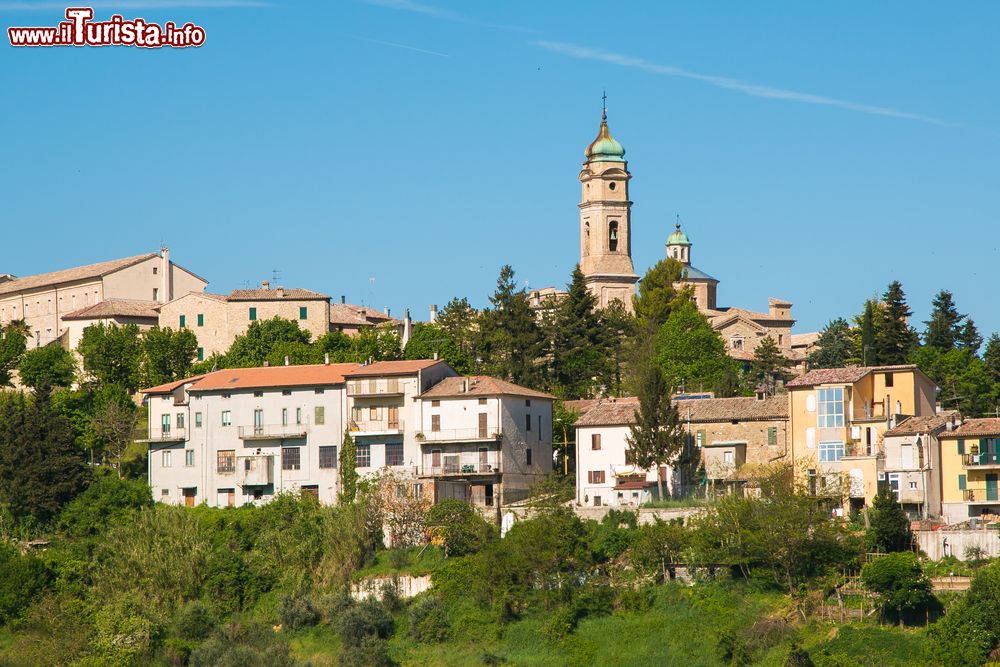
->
left=299, top=306, right=307, bottom=319
left=197, top=313, right=204, bottom=327
left=767, top=427, right=777, bottom=446
left=959, top=474, right=967, bottom=491
left=314, top=406, right=325, bottom=425
left=697, top=430, right=706, bottom=446
left=249, top=307, right=257, bottom=321
left=958, top=439, right=966, bottom=455
left=179, top=315, right=185, bottom=328
left=197, top=347, right=204, bottom=361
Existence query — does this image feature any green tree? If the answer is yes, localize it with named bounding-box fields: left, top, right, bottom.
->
left=0, top=392, right=90, bottom=523
left=958, top=318, right=984, bottom=355
left=874, top=281, right=918, bottom=365
left=626, top=364, right=684, bottom=501
left=550, top=266, right=607, bottom=399
left=911, top=346, right=995, bottom=417
left=435, top=297, right=479, bottom=361
left=0, top=543, right=51, bottom=626
left=861, top=551, right=934, bottom=626
left=751, top=336, right=792, bottom=396
left=598, top=299, right=633, bottom=397
left=57, top=470, right=152, bottom=538
left=351, top=324, right=402, bottom=362
left=315, top=330, right=356, bottom=362
left=89, top=397, right=141, bottom=476
left=425, top=499, right=494, bottom=557
left=985, top=333, right=1000, bottom=385
left=865, top=485, right=911, bottom=553
left=924, top=290, right=964, bottom=351
left=78, top=322, right=143, bottom=392
left=633, top=258, right=689, bottom=329
left=478, top=265, right=543, bottom=386
left=18, top=344, right=76, bottom=395
left=856, top=299, right=878, bottom=365
left=403, top=322, right=470, bottom=373
left=140, top=326, right=198, bottom=387
left=654, top=301, right=737, bottom=395
left=808, top=318, right=854, bottom=369
left=224, top=317, right=311, bottom=368
left=265, top=340, right=322, bottom=367
left=339, top=430, right=358, bottom=503
left=0, top=320, right=29, bottom=387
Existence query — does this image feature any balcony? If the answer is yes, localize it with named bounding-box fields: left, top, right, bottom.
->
left=844, top=443, right=880, bottom=458
left=236, top=454, right=274, bottom=486
left=963, top=453, right=1000, bottom=469
left=143, top=427, right=187, bottom=443
left=347, top=379, right=403, bottom=397
left=419, top=427, right=501, bottom=443
left=422, top=450, right=500, bottom=477
left=238, top=424, right=308, bottom=441
left=349, top=419, right=404, bottom=435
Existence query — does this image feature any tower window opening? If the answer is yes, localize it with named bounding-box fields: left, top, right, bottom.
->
left=609, top=221, right=619, bottom=252
left=609, top=182, right=616, bottom=191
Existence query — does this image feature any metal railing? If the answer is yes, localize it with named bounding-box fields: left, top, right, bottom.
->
left=347, top=379, right=402, bottom=396
left=422, top=450, right=500, bottom=476
left=963, top=453, right=1000, bottom=467
left=146, top=426, right=186, bottom=442
left=349, top=419, right=404, bottom=433
left=238, top=424, right=309, bottom=439
left=419, top=427, right=501, bottom=442
left=844, top=443, right=880, bottom=458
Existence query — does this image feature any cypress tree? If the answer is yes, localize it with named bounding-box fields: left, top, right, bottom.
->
left=338, top=430, right=358, bottom=504
left=874, top=282, right=918, bottom=365
left=626, top=364, right=684, bottom=501
left=751, top=336, right=792, bottom=396
left=478, top=265, right=543, bottom=386
left=923, top=290, right=964, bottom=351
left=957, top=319, right=984, bottom=355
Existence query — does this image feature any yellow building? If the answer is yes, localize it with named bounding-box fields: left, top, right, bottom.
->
left=786, top=364, right=937, bottom=513
left=939, top=418, right=1000, bottom=524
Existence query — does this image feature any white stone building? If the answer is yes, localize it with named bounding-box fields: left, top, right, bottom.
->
left=882, top=411, right=958, bottom=519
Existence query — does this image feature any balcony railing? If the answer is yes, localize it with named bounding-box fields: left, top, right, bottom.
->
left=963, top=453, right=1000, bottom=467
left=238, top=424, right=309, bottom=440
left=347, top=379, right=403, bottom=397
left=349, top=419, right=404, bottom=434
left=844, top=443, right=880, bottom=458
left=145, top=426, right=186, bottom=442
left=419, top=427, right=501, bottom=443
left=422, top=450, right=500, bottom=477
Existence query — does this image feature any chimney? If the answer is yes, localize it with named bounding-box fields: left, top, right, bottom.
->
left=262, top=280, right=270, bottom=290
left=384, top=306, right=390, bottom=315
left=429, top=304, right=438, bottom=323
left=462, top=378, right=469, bottom=393
left=324, top=352, right=330, bottom=365
left=263, top=360, right=269, bottom=367
left=160, top=246, right=170, bottom=304
left=276, top=287, right=285, bottom=298
left=433, top=351, right=439, bottom=360
left=402, top=308, right=412, bottom=347
left=341, top=295, right=346, bottom=304
left=284, top=355, right=289, bottom=366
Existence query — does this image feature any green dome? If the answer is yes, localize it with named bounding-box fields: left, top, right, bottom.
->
left=667, top=223, right=690, bottom=246
left=585, top=113, right=625, bottom=162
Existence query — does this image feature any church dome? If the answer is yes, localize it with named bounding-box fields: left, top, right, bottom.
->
left=585, top=112, right=625, bottom=162
left=667, top=223, right=691, bottom=246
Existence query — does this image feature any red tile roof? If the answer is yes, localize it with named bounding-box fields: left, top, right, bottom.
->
left=228, top=287, right=330, bottom=301
left=0, top=253, right=158, bottom=297
left=938, top=418, right=1000, bottom=439
left=329, top=303, right=400, bottom=326
left=884, top=411, right=959, bottom=437
left=343, top=359, right=449, bottom=378
left=62, top=298, right=161, bottom=321
left=142, top=375, right=206, bottom=395
left=576, top=395, right=788, bottom=427
left=575, top=397, right=641, bottom=426
left=188, top=363, right=358, bottom=392
left=418, top=376, right=555, bottom=400
left=785, top=364, right=921, bottom=388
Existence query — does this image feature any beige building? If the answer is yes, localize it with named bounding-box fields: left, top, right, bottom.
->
left=939, top=418, right=1000, bottom=524
left=883, top=411, right=958, bottom=520
left=61, top=299, right=161, bottom=350
left=786, top=364, right=938, bottom=512
left=0, top=249, right=206, bottom=348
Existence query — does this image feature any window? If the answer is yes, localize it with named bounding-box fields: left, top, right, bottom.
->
left=195, top=412, right=203, bottom=428
left=818, top=441, right=845, bottom=462
left=161, top=414, right=171, bottom=434
left=319, top=446, right=337, bottom=469
left=526, top=448, right=532, bottom=466
left=153, top=266, right=158, bottom=275
left=431, top=400, right=440, bottom=407
left=221, top=410, right=231, bottom=426
left=386, top=442, right=404, bottom=466
left=217, top=450, right=235, bottom=473
left=179, top=315, right=186, bottom=328
left=153, top=288, right=158, bottom=301
left=357, top=444, right=371, bottom=468
left=909, top=481, right=918, bottom=490
left=197, top=347, right=204, bottom=361
left=301, top=485, right=319, bottom=500
left=767, top=427, right=777, bottom=446
left=885, top=373, right=894, bottom=387
left=431, top=415, right=441, bottom=432
left=253, top=391, right=263, bottom=397
left=478, top=398, right=487, bottom=405
left=314, top=406, right=325, bottom=425
left=162, top=451, right=172, bottom=467
left=185, top=450, right=195, bottom=466
left=249, top=307, right=257, bottom=321
left=296, top=408, right=302, bottom=425
left=608, top=220, right=619, bottom=251
left=177, top=413, right=185, bottom=429
left=525, top=414, right=531, bottom=431
left=299, top=306, right=307, bottom=319
left=696, top=430, right=705, bottom=447
left=591, top=433, right=601, bottom=450
left=957, top=439, right=965, bottom=455
left=161, top=488, right=169, bottom=496
left=817, top=388, right=845, bottom=428
left=369, top=406, right=379, bottom=420
left=431, top=449, right=441, bottom=468
left=314, top=388, right=325, bottom=395
left=282, top=390, right=292, bottom=396
left=731, top=337, right=744, bottom=351
left=197, top=313, right=204, bottom=327
left=282, top=447, right=301, bottom=471
left=959, top=474, right=967, bottom=490
left=723, top=451, right=734, bottom=464
left=587, top=470, right=606, bottom=484
left=525, top=399, right=531, bottom=407
left=282, top=408, right=288, bottom=426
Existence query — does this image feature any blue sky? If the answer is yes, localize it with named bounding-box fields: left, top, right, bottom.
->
left=2, top=1, right=998, bottom=337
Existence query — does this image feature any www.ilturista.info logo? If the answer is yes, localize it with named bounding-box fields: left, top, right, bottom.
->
left=8, top=7, right=206, bottom=48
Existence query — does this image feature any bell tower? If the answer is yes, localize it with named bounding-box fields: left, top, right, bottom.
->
left=578, top=97, right=638, bottom=312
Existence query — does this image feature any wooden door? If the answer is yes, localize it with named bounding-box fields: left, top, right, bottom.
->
left=479, top=447, right=489, bottom=472
left=478, top=413, right=488, bottom=438
left=388, top=406, right=400, bottom=430
left=183, top=488, right=196, bottom=507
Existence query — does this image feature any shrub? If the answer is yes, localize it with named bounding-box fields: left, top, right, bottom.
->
left=277, top=592, right=319, bottom=630
left=337, top=598, right=395, bottom=647
left=315, top=588, right=354, bottom=624
left=189, top=621, right=295, bottom=667
left=57, top=470, right=152, bottom=539
left=542, top=606, right=578, bottom=642
left=92, top=596, right=161, bottom=666
left=173, top=600, right=214, bottom=640
left=784, top=643, right=815, bottom=667
left=0, top=542, right=51, bottom=624
left=425, top=499, right=494, bottom=557
left=337, top=635, right=397, bottom=667
left=407, top=595, right=450, bottom=643
left=861, top=552, right=935, bottom=626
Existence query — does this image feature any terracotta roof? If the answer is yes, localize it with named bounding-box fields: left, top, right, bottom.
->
left=0, top=253, right=158, bottom=297
left=182, top=363, right=358, bottom=392
left=227, top=288, right=330, bottom=301
left=344, top=359, right=450, bottom=378
left=62, top=298, right=160, bottom=321
left=885, top=411, right=960, bottom=437
left=563, top=399, right=599, bottom=417
left=791, top=332, right=821, bottom=348
left=419, top=376, right=555, bottom=400
left=576, top=395, right=788, bottom=427
left=938, top=418, right=1000, bottom=439
left=785, top=364, right=921, bottom=388
left=329, top=303, right=400, bottom=327
left=615, top=479, right=653, bottom=490
left=142, top=375, right=207, bottom=395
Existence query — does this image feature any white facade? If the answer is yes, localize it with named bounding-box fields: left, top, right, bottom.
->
left=575, top=423, right=671, bottom=508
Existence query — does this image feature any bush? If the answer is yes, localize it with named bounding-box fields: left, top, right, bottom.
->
left=861, top=552, right=935, bottom=626
left=337, top=598, right=395, bottom=647
left=92, top=596, right=161, bottom=666
left=173, top=600, right=215, bottom=640
left=189, top=621, right=295, bottom=667
left=425, top=499, right=494, bottom=557
left=0, top=542, right=51, bottom=624
left=785, top=643, right=815, bottom=667
left=57, top=471, right=151, bottom=539
left=337, top=635, right=397, bottom=667
left=542, top=605, right=578, bottom=642
left=407, top=595, right=450, bottom=643
left=276, top=592, right=319, bottom=630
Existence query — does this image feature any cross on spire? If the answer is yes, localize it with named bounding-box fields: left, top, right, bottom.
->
left=601, top=90, right=607, bottom=122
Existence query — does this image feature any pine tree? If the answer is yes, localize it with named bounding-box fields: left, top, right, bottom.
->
left=435, top=297, right=479, bottom=362
left=598, top=299, right=634, bottom=397
left=751, top=336, right=792, bottom=396
left=633, top=259, right=689, bottom=329
left=874, top=281, right=918, bottom=365
left=865, top=485, right=912, bottom=553
left=923, top=290, right=964, bottom=351
left=550, top=266, right=607, bottom=399
left=957, top=319, right=983, bottom=355
left=478, top=265, right=543, bottom=386
left=858, top=299, right=878, bottom=366
left=626, top=364, right=684, bottom=501
left=0, top=320, right=29, bottom=388
left=984, top=333, right=1000, bottom=385
left=808, top=318, right=854, bottom=369
left=338, top=430, right=358, bottom=504
left=0, top=392, right=90, bottom=523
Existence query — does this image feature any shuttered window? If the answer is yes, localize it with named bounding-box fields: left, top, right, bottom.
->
left=767, top=427, right=777, bottom=446
left=958, top=439, right=966, bottom=455
left=592, top=433, right=601, bottom=450
left=959, top=474, right=967, bottom=491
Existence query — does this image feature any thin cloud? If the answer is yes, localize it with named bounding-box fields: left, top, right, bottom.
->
left=362, top=0, right=532, bottom=33
left=354, top=35, right=449, bottom=58
left=0, top=0, right=268, bottom=9
left=536, top=40, right=954, bottom=127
